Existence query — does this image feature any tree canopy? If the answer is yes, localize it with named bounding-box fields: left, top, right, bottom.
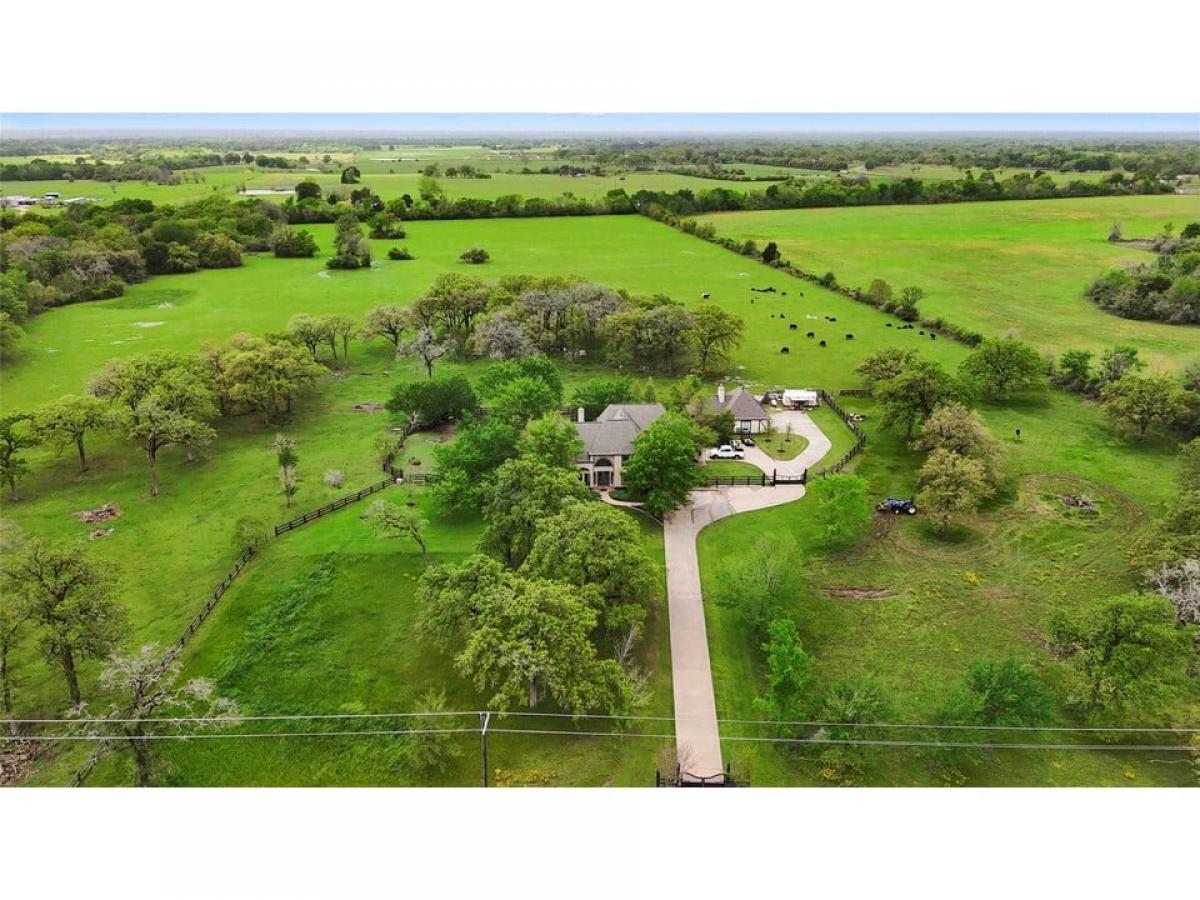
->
left=620, top=411, right=701, bottom=518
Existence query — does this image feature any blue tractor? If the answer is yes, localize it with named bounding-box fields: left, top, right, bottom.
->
left=877, top=497, right=917, bottom=515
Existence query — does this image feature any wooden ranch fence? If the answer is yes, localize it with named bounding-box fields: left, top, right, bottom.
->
left=72, top=470, right=408, bottom=786
left=273, top=477, right=396, bottom=536
left=159, top=544, right=257, bottom=668
left=812, top=388, right=867, bottom=477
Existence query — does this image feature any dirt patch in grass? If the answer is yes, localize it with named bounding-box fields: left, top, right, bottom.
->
left=75, top=502, right=120, bottom=523
left=823, top=587, right=897, bottom=599
left=1022, top=473, right=1146, bottom=525
left=0, top=741, right=43, bottom=785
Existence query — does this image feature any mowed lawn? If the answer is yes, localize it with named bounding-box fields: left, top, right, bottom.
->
left=697, top=196, right=1200, bottom=371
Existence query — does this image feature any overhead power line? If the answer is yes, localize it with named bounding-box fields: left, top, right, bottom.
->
left=4, top=724, right=1195, bottom=752
left=5, top=709, right=1199, bottom=734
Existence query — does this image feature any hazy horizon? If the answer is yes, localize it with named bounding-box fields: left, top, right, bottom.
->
left=2, top=112, right=1197, bottom=138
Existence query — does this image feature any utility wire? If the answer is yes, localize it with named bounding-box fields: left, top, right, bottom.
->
left=6, top=709, right=1199, bottom=733
left=4, top=710, right=482, bottom=725
left=4, top=724, right=1194, bottom=752
left=8, top=728, right=483, bottom=742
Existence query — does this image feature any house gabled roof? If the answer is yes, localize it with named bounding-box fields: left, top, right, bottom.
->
left=706, top=386, right=768, bottom=421
left=575, top=403, right=666, bottom=459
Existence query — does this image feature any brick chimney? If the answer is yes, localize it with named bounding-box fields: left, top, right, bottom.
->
left=717, top=383, right=726, bottom=405
left=577, top=407, right=586, bottom=423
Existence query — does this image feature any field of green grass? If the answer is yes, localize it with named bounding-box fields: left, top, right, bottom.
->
left=4, top=214, right=961, bottom=785
left=697, top=195, right=1200, bottom=371
left=2, top=211, right=1193, bottom=786
left=698, top=392, right=1194, bottom=787
left=860, top=164, right=1115, bottom=185
left=349, top=144, right=568, bottom=174
left=1, top=166, right=257, bottom=204
left=240, top=169, right=740, bottom=201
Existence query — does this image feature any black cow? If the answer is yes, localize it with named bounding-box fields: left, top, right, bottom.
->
left=789, top=323, right=798, bottom=330
left=701, top=292, right=710, bottom=299
left=819, top=340, right=827, bottom=347
left=845, top=334, right=854, bottom=340
left=780, top=346, right=790, bottom=354
left=806, top=331, right=814, bottom=338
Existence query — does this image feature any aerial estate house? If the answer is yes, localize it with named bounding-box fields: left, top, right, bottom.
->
left=574, top=402, right=666, bottom=489
left=706, top=383, right=770, bottom=434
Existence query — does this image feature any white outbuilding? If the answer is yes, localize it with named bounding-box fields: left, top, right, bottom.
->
left=781, top=389, right=820, bottom=409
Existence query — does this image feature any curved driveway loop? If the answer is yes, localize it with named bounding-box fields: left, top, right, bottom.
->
left=667, top=411, right=831, bottom=782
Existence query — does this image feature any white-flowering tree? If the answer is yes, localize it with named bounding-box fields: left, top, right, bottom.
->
left=79, top=644, right=238, bottom=787
left=1148, top=558, right=1200, bottom=624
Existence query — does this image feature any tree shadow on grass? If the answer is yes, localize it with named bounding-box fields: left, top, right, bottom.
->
left=914, top=520, right=979, bottom=547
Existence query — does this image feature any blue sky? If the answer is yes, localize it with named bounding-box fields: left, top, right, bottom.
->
left=2, top=113, right=1197, bottom=135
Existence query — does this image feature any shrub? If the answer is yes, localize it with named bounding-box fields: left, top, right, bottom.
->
left=387, top=247, right=414, bottom=261
left=459, top=247, right=490, bottom=264
left=324, top=469, right=345, bottom=488
left=326, top=254, right=367, bottom=270
left=271, top=226, right=318, bottom=258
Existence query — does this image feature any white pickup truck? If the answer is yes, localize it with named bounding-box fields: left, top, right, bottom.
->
left=709, top=444, right=745, bottom=460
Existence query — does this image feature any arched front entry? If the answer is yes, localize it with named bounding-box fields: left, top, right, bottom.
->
left=592, top=457, right=614, bottom=488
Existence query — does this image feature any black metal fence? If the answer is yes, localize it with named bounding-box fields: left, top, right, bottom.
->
left=702, top=473, right=769, bottom=487
left=273, top=477, right=395, bottom=536
left=655, top=763, right=746, bottom=787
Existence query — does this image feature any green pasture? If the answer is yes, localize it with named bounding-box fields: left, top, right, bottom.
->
left=1, top=215, right=969, bottom=405
left=1, top=166, right=257, bottom=204
left=240, top=169, right=746, bottom=201
left=697, top=195, right=1200, bottom=371
left=349, top=144, right=567, bottom=174
left=860, top=164, right=1116, bottom=185
left=698, top=392, right=1194, bottom=787
left=2, top=211, right=1193, bottom=786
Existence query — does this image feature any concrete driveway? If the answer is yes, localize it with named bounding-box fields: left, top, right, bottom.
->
left=666, top=409, right=832, bottom=783
left=739, top=410, right=832, bottom=478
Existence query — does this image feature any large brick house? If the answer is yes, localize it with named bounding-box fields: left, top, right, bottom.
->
left=573, top=403, right=666, bottom=489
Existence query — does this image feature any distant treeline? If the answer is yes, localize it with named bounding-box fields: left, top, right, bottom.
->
left=571, top=138, right=1200, bottom=179
left=629, top=170, right=1174, bottom=217
left=0, top=153, right=306, bottom=184
left=655, top=164, right=789, bottom=183
left=272, top=169, right=1175, bottom=230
